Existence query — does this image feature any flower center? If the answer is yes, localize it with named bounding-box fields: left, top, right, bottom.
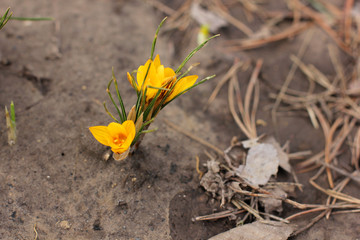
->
left=113, top=135, right=126, bottom=146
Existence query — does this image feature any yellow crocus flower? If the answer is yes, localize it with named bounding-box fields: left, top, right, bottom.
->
left=127, top=55, right=198, bottom=104
left=89, top=120, right=135, bottom=154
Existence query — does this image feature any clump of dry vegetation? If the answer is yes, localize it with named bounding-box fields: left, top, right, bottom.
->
left=160, top=0, right=360, bottom=238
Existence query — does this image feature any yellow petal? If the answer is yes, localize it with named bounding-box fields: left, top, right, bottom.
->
left=147, top=59, right=158, bottom=85
left=122, top=120, right=136, bottom=136
left=107, top=122, right=126, bottom=138
left=164, top=67, right=175, bottom=79
left=153, top=54, right=161, bottom=68
left=89, top=126, right=111, bottom=146
left=157, top=64, right=165, bottom=82
left=122, top=120, right=136, bottom=147
left=109, top=120, right=135, bottom=153
left=166, top=75, right=198, bottom=102
left=137, top=59, right=151, bottom=90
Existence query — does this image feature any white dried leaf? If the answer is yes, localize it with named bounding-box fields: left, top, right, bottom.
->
left=236, top=143, right=279, bottom=186
left=262, top=136, right=291, bottom=173
left=190, top=3, right=228, bottom=32
left=209, top=220, right=295, bottom=240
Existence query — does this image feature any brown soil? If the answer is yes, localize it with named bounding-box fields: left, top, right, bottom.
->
left=0, top=0, right=359, bottom=239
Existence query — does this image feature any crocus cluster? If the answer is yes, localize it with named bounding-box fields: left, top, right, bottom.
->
left=89, top=18, right=217, bottom=161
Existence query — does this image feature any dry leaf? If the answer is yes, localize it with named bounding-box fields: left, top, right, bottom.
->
left=200, top=160, right=222, bottom=195
left=262, top=136, right=291, bottom=173
left=259, top=187, right=287, bottom=213
left=209, top=220, right=295, bottom=240
left=236, top=143, right=279, bottom=186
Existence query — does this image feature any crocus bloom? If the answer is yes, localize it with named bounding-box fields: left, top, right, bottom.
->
left=89, top=121, right=135, bottom=154
left=127, top=55, right=198, bottom=103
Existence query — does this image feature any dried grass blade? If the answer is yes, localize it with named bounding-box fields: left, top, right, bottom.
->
left=312, top=105, right=330, bottom=138
left=229, top=75, right=252, bottom=139
left=144, top=0, right=176, bottom=15
left=259, top=212, right=289, bottom=223
left=194, top=209, right=244, bottom=221
left=310, top=177, right=360, bottom=204
left=272, top=29, right=314, bottom=126
left=325, top=175, right=352, bottom=219
left=317, top=0, right=343, bottom=17
left=293, top=0, right=351, bottom=54
left=244, top=59, right=263, bottom=138
left=306, top=105, right=319, bottom=129
left=288, top=150, right=312, bottom=160
left=290, top=210, right=327, bottom=236
left=233, top=71, right=246, bottom=120
left=324, top=117, right=343, bottom=188
left=210, top=0, right=253, bottom=36
left=204, top=60, right=244, bottom=110
left=225, top=22, right=312, bottom=51
left=309, top=64, right=334, bottom=90
left=290, top=54, right=315, bottom=93
left=250, top=81, right=260, bottom=138
left=328, top=44, right=347, bottom=92
left=344, top=0, right=354, bottom=45
left=286, top=207, right=327, bottom=221
left=353, top=127, right=360, bottom=170
left=329, top=117, right=356, bottom=161
left=231, top=199, right=263, bottom=220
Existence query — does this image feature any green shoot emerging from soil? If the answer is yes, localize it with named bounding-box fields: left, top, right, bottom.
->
left=5, top=101, right=16, bottom=146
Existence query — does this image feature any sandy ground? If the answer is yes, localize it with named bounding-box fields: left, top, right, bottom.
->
left=0, top=0, right=359, bottom=239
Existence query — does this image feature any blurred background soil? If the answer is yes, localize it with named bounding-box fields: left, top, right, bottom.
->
left=0, top=0, right=359, bottom=239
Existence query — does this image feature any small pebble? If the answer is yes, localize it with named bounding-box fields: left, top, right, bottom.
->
left=59, top=220, right=71, bottom=229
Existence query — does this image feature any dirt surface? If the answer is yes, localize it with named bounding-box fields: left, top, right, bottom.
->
left=0, top=0, right=359, bottom=240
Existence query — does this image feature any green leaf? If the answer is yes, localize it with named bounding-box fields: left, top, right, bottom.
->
left=129, top=71, right=139, bottom=95
left=150, top=17, right=167, bottom=60
left=175, top=34, right=219, bottom=74
left=143, top=89, right=162, bottom=121
left=139, top=86, right=148, bottom=115
left=177, top=63, right=199, bottom=80
left=107, top=79, right=125, bottom=123
left=140, top=128, right=157, bottom=134
left=0, top=8, right=12, bottom=30
left=10, top=16, right=53, bottom=21
left=103, top=102, right=120, bottom=123
left=112, top=68, right=127, bottom=122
